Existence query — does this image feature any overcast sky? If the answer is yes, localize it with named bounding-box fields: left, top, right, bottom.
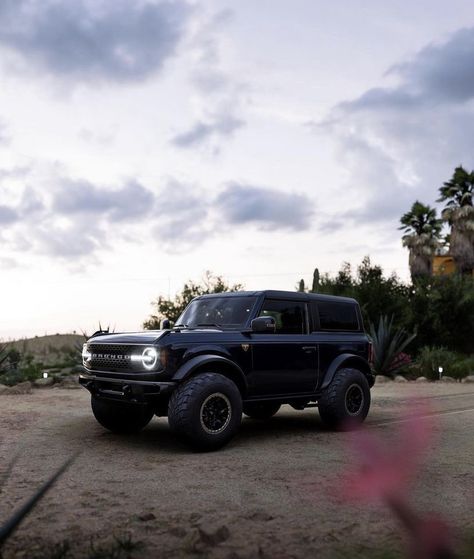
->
left=1, top=0, right=474, bottom=338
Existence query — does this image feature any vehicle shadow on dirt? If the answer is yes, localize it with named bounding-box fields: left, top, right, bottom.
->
left=85, top=410, right=332, bottom=455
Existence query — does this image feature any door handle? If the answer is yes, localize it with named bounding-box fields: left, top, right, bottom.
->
left=302, top=346, right=317, bottom=352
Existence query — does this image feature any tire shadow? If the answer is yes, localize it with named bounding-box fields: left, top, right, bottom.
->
left=67, top=409, right=333, bottom=456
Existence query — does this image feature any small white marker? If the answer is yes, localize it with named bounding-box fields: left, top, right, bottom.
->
left=43, top=372, right=48, bottom=379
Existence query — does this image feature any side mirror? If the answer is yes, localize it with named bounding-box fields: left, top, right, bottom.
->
left=160, top=318, right=171, bottom=330
left=251, top=316, right=276, bottom=333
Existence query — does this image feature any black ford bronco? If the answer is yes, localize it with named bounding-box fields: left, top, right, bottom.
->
left=79, top=290, right=374, bottom=450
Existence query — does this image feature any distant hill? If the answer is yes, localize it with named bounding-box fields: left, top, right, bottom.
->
left=9, top=334, right=84, bottom=358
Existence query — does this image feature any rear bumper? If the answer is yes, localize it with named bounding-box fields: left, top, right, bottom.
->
left=79, top=371, right=176, bottom=403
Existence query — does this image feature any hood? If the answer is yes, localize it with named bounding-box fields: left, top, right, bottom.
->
left=87, top=330, right=167, bottom=345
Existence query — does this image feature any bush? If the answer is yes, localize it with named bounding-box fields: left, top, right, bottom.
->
left=317, top=257, right=410, bottom=330
left=450, top=356, right=474, bottom=379
left=0, top=351, right=43, bottom=386
left=416, top=346, right=471, bottom=380
left=311, top=258, right=474, bottom=357
left=405, top=275, right=474, bottom=354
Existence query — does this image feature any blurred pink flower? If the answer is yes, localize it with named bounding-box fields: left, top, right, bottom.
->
left=342, top=404, right=435, bottom=502
left=338, top=403, right=456, bottom=558
left=407, top=513, right=454, bottom=559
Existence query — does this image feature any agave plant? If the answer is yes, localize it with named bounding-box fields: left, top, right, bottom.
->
left=399, top=201, right=443, bottom=281
left=0, top=343, right=12, bottom=378
left=438, top=166, right=474, bottom=275
left=369, top=316, right=416, bottom=377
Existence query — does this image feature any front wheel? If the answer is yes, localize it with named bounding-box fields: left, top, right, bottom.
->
left=168, top=372, right=242, bottom=451
left=91, top=396, right=154, bottom=434
left=318, top=368, right=370, bottom=429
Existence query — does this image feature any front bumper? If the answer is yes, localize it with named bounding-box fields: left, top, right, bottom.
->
left=79, top=371, right=176, bottom=403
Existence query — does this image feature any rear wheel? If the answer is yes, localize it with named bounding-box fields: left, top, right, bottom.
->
left=91, top=396, right=154, bottom=434
left=318, top=368, right=370, bottom=429
left=243, top=401, right=281, bottom=420
left=168, top=372, right=242, bottom=451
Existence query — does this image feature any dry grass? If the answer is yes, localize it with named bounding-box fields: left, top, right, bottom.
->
left=8, top=335, right=83, bottom=358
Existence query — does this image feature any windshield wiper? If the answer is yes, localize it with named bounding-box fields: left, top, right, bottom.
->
left=174, top=323, right=189, bottom=329
left=193, top=323, right=223, bottom=328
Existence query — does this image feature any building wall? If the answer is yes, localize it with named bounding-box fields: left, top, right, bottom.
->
left=432, top=255, right=457, bottom=276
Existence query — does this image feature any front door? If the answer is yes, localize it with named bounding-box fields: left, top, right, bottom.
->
left=249, top=299, right=318, bottom=396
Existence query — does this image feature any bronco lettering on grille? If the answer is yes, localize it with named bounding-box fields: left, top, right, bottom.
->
left=94, top=354, right=131, bottom=360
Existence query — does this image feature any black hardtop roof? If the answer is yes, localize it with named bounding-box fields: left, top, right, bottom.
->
left=197, top=290, right=358, bottom=305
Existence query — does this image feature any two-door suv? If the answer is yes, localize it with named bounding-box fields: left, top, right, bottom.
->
left=79, top=290, right=374, bottom=450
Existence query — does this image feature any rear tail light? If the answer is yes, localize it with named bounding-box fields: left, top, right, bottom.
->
left=368, top=341, right=374, bottom=365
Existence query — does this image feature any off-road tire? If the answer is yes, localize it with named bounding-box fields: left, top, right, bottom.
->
left=168, top=372, right=242, bottom=451
left=243, top=402, right=281, bottom=420
left=91, top=396, right=154, bottom=434
left=318, top=368, right=370, bottom=429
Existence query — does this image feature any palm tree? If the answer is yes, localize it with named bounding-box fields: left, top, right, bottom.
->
left=437, top=166, right=474, bottom=275
left=399, top=201, right=442, bottom=280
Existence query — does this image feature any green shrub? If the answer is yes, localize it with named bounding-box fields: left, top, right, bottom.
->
left=0, top=352, right=43, bottom=386
left=416, top=346, right=471, bottom=380
left=450, top=356, right=474, bottom=379
left=402, top=361, right=423, bottom=380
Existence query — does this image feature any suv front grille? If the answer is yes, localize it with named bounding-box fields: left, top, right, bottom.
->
left=85, top=344, right=143, bottom=372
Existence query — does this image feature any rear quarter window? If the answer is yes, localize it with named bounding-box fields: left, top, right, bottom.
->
left=316, top=301, right=360, bottom=331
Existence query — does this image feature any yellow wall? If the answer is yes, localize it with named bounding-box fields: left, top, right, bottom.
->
left=432, top=255, right=457, bottom=276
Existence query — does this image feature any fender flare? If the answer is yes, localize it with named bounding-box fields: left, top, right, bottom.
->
left=172, top=354, right=248, bottom=394
left=321, top=353, right=374, bottom=390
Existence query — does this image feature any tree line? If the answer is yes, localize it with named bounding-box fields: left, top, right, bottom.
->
left=143, top=166, right=474, bottom=373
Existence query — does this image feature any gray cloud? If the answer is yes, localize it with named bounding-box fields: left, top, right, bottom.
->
left=0, top=257, right=18, bottom=269
left=0, top=0, right=191, bottom=84
left=0, top=205, right=18, bottom=224
left=170, top=8, right=246, bottom=151
left=0, top=120, right=9, bottom=144
left=153, top=181, right=211, bottom=251
left=319, top=26, right=474, bottom=229
left=0, top=170, right=315, bottom=261
left=53, top=179, right=155, bottom=221
left=342, top=27, right=474, bottom=114
left=392, top=27, right=474, bottom=104
left=171, top=115, right=244, bottom=148
left=0, top=165, right=31, bottom=181
left=34, top=222, right=107, bottom=258
left=216, top=182, right=313, bottom=231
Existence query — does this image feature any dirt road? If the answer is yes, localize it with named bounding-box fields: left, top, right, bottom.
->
left=1, top=383, right=473, bottom=558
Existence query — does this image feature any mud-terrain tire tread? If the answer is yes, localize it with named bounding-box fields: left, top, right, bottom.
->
left=168, top=372, right=242, bottom=451
left=318, top=367, right=370, bottom=429
left=91, top=396, right=154, bottom=434
left=243, top=402, right=281, bottom=420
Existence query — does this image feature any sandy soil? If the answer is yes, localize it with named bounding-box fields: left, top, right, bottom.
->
left=0, top=383, right=473, bottom=558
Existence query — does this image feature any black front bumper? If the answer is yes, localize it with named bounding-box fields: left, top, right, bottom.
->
left=79, top=371, right=176, bottom=403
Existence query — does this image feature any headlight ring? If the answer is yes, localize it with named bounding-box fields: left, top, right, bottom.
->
left=141, top=347, right=158, bottom=370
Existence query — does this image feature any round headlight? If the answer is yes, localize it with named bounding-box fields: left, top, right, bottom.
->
left=82, top=343, right=91, bottom=366
left=142, top=347, right=158, bottom=370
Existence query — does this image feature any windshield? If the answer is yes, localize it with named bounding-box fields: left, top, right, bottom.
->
left=176, top=296, right=257, bottom=329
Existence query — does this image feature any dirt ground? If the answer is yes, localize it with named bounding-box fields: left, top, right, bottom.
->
left=1, top=382, right=473, bottom=558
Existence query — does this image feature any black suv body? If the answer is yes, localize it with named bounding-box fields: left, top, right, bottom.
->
left=80, top=290, right=374, bottom=450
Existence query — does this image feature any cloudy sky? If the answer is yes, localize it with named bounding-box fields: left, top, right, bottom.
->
left=1, top=0, right=474, bottom=338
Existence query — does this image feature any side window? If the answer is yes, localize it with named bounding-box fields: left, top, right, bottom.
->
left=317, top=302, right=359, bottom=331
left=259, top=300, right=307, bottom=334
